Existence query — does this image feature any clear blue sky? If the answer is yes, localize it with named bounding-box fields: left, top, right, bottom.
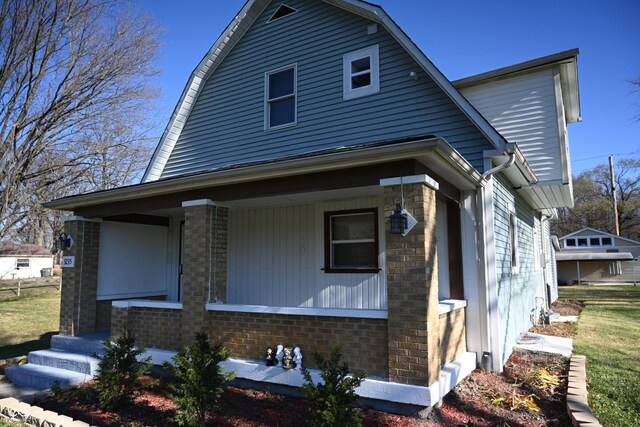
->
left=137, top=0, right=640, bottom=176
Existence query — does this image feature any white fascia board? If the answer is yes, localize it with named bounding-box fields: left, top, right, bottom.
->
left=44, top=138, right=482, bottom=211
left=142, top=0, right=268, bottom=182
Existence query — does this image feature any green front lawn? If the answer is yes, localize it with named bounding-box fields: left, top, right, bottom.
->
left=0, top=278, right=60, bottom=359
left=559, top=285, right=640, bottom=427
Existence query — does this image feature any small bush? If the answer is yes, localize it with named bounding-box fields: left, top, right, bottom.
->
left=166, top=332, right=235, bottom=426
left=94, top=329, right=152, bottom=409
left=300, top=345, right=366, bottom=427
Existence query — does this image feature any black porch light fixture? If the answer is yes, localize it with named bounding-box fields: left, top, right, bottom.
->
left=55, top=233, right=73, bottom=252
left=387, top=176, right=417, bottom=236
left=389, top=203, right=408, bottom=235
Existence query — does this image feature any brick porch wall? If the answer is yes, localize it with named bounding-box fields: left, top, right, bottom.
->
left=208, top=311, right=388, bottom=377
left=111, top=306, right=183, bottom=351
left=96, top=295, right=167, bottom=331
left=439, top=308, right=466, bottom=367
left=384, top=181, right=440, bottom=386
left=59, top=219, right=100, bottom=335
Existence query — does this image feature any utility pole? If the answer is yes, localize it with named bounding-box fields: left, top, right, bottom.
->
left=609, top=155, right=620, bottom=236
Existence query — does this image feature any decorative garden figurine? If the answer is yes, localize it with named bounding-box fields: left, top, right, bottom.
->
left=293, top=347, right=302, bottom=370
left=282, top=347, right=295, bottom=369
left=276, top=344, right=284, bottom=365
left=265, top=347, right=276, bottom=366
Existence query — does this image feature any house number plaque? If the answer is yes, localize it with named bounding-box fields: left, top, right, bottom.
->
left=62, top=256, right=75, bottom=268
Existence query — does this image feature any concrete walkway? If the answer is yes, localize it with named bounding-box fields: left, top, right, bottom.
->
left=514, top=332, right=574, bottom=357
left=0, top=357, right=49, bottom=403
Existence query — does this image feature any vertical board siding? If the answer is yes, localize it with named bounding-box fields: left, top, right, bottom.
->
left=227, top=197, right=386, bottom=310
left=459, top=69, right=562, bottom=183
left=160, top=0, right=493, bottom=179
left=492, top=175, right=545, bottom=366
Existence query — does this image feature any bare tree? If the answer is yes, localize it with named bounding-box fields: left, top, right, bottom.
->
left=0, top=0, right=161, bottom=243
left=553, top=159, right=640, bottom=240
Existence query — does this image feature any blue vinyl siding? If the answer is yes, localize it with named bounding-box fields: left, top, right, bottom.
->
left=160, top=0, right=493, bottom=179
left=492, top=175, right=545, bottom=366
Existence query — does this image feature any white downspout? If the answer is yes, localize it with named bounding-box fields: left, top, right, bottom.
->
left=478, top=152, right=516, bottom=372
left=482, top=152, right=516, bottom=180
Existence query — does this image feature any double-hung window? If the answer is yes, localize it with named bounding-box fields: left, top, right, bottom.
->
left=324, top=209, right=379, bottom=273
left=343, top=45, right=379, bottom=100
left=16, top=258, right=29, bottom=269
left=265, top=65, right=297, bottom=130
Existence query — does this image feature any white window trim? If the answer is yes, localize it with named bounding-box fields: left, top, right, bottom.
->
left=509, top=206, right=519, bottom=274
left=533, top=226, right=541, bottom=271
left=264, top=63, right=297, bottom=131
left=324, top=209, right=380, bottom=273
left=343, top=45, right=380, bottom=100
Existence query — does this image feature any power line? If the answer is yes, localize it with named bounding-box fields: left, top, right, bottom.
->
left=572, top=150, right=640, bottom=163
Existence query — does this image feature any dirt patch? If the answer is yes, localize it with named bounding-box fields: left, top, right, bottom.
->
left=551, top=299, right=583, bottom=316
left=529, top=299, right=582, bottom=337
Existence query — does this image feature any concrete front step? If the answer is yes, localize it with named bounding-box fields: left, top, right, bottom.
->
left=51, top=332, right=108, bottom=356
left=27, top=349, right=101, bottom=376
left=4, top=333, right=108, bottom=391
left=4, top=364, right=92, bottom=390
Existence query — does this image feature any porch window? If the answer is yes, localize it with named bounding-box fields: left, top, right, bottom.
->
left=16, top=258, right=29, bottom=269
left=324, top=208, right=379, bottom=273
left=265, top=65, right=297, bottom=130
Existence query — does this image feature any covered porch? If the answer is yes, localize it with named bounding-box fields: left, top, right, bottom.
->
left=49, top=137, right=481, bottom=405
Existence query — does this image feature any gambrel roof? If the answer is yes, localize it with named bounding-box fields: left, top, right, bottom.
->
left=142, top=0, right=508, bottom=182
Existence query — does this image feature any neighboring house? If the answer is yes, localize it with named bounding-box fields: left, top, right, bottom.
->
left=0, top=243, right=54, bottom=280
left=557, top=228, right=640, bottom=284
left=42, top=0, right=580, bottom=410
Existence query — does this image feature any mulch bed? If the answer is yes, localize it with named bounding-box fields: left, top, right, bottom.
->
left=34, top=300, right=583, bottom=426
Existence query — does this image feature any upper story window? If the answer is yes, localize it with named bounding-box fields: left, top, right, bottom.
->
left=324, top=209, right=379, bottom=273
left=343, top=45, right=379, bottom=100
left=16, top=258, right=29, bottom=269
left=265, top=65, right=297, bottom=130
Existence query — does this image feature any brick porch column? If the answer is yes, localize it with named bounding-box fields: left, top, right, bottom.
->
left=59, top=217, right=101, bottom=335
left=181, top=200, right=228, bottom=346
left=381, top=175, right=441, bottom=386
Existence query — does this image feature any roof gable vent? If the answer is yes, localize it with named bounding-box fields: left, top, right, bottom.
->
left=268, top=4, right=297, bottom=22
